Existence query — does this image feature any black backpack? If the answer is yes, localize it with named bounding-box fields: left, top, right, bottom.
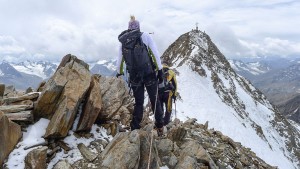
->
left=118, top=29, right=155, bottom=79
left=159, top=67, right=175, bottom=92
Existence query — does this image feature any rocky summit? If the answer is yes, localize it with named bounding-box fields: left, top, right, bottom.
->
left=161, top=30, right=300, bottom=168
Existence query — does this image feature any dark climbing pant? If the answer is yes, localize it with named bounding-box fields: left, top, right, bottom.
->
left=130, top=76, right=164, bottom=130
left=159, top=92, right=172, bottom=125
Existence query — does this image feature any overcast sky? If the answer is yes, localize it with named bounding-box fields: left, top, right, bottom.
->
left=0, top=0, right=299, bottom=62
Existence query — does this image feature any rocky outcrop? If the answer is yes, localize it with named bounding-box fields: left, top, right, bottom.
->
left=1, top=92, right=39, bottom=105
left=53, top=160, right=73, bottom=169
left=77, top=75, right=102, bottom=132
left=0, top=84, right=4, bottom=98
left=24, top=146, right=48, bottom=169
left=97, top=76, right=134, bottom=125
left=100, top=130, right=141, bottom=169
left=0, top=111, right=22, bottom=166
left=33, top=54, right=91, bottom=138
left=68, top=120, right=275, bottom=169
left=78, top=143, right=97, bottom=162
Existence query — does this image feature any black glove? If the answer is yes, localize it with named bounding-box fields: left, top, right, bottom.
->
left=157, top=69, right=163, bottom=83
left=116, top=73, right=123, bottom=78
left=172, top=95, right=177, bottom=101
left=172, top=91, right=178, bottom=101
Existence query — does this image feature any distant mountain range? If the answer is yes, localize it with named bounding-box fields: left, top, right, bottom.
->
left=0, top=59, right=116, bottom=90
left=229, top=56, right=300, bottom=124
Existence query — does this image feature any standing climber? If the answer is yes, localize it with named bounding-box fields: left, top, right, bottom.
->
left=116, top=16, right=164, bottom=135
left=158, top=63, right=178, bottom=125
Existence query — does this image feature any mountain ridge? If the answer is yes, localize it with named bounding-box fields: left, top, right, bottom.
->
left=162, top=30, right=300, bottom=168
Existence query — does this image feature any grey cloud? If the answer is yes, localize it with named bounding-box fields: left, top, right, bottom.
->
left=0, top=0, right=300, bottom=62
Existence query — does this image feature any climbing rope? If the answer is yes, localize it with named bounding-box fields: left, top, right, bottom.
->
left=147, top=79, right=159, bottom=169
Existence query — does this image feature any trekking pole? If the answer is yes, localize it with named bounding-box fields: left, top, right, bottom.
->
left=147, top=78, right=159, bottom=169
left=174, top=98, right=176, bottom=119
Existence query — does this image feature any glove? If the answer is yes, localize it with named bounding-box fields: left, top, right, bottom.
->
left=172, top=92, right=178, bottom=100
left=172, top=95, right=177, bottom=101
left=116, top=73, right=123, bottom=78
left=157, top=69, right=163, bottom=83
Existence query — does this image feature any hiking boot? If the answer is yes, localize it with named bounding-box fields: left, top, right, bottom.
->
left=157, top=127, right=164, bottom=137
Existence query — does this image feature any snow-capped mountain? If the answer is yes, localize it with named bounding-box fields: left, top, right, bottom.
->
left=229, top=58, right=300, bottom=125
left=228, top=59, right=270, bottom=77
left=0, top=59, right=117, bottom=90
left=162, top=30, right=300, bottom=168
left=0, top=61, right=22, bottom=78
left=0, top=60, right=57, bottom=90
left=0, top=61, right=43, bottom=90
left=11, top=60, right=58, bottom=80
left=90, top=59, right=116, bottom=76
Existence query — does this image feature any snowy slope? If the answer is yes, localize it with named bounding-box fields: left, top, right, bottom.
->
left=163, top=30, right=300, bottom=169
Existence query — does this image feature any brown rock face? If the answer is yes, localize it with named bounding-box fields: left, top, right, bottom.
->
left=77, top=75, right=102, bottom=132
left=53, top=160, right=73, bottom=169
left=100, top=131, right=141, bottom=169
left=97, top=76, right=133, bottom=124
left=0, top=111, right=22, bottom=166
left=33, top=54, right=91, bottom=138
left=24, top=146, right=48, bottom=169
left=0, top=84, right=5, bottom=98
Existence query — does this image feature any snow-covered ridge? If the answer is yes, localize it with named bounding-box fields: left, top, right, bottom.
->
left=162, top=30, right=300, bottom=169
left=11, top=60, right=57, bottom=79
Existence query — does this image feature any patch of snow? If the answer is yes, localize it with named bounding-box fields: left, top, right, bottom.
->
left=48, top=125, right=112, bottom=168
left=97, top=60, right=108, bottom=65
left=107, top=62, right=116, bottom=71
left=5, top=118, right=50, bottom=169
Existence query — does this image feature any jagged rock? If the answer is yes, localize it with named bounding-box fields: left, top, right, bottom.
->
left=102, top=121, right=119, bottom=137
left=168, top=126, right=187, bottom=142
left=156, top=139, right=173, bottom=157
left=78, top=143, right=97, bottom=162
left=0, top=111, right=22, bottom=166
left=240, top=154, right=250, bottom=166
left=97, top=76, right=133, bottom=125
left=179, top=140, right=218, bottom=169
left=168, top=153, right=178, bottom=168
left=0, top=84, right=5, bottom=98
left=10, top=100, right=33, bottom=106
left=5, top=111, right=33, bottom=123
left=53, top=160, right=73, bottom=169
left=183, top=118, right=197, bottom=126
left=36, top=81, right=46, bottom=92
left=33, top=55, right=91, bottom=138
left=204, top=121, right=208, bottom=130
left=138, top=131, right=160, bottom=169
left=4, top=85, right=16, bottom=97
left=24, top=146, right=48, bottom=169
left=25, top=87, right=34, bottom=94
left=0, top=104, right=33, bottom=113
left=77, top=74, right=102, bottom=131
left=1, top=92, right=39, bottom=105
left=100, top=131, right=140, bottom=169
left=175, top=155, right=197, bottom=169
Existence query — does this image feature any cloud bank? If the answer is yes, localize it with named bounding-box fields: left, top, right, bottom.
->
left=0, top=0, right=299, bottom=62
